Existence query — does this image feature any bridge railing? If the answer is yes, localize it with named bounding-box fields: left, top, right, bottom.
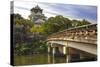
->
left=47, top=24, right=97, bottom=44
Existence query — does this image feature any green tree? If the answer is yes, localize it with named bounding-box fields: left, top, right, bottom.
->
left=72, top=19, right=91, bottom=27
left=41, top=15, right=72, bottom=35
left=13, top=13, right=92, bottom=55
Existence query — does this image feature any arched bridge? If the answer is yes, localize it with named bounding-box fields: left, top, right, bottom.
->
left=46, top=24, right=97, bottom=62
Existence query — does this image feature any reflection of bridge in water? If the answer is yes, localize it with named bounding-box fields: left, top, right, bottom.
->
left=46, top=24, right=97, bottom=63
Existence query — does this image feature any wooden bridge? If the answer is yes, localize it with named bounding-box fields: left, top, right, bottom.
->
left=46, top=24, right=97, bottom=62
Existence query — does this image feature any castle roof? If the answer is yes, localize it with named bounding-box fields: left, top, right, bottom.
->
left=31, top=5, right=42, bottom=11
left=34, top=5, right=41, bottom=9
left=35, top=19, right=44, bottom=24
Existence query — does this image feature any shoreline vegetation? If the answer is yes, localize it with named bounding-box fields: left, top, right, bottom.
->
left=12, top=13, right=91, bottom=56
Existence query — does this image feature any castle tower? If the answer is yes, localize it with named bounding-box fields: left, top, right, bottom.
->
left=30, top=5, right=46, bottom=26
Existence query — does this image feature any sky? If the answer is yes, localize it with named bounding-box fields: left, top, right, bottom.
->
left=14, top=0, right=97, bottom=23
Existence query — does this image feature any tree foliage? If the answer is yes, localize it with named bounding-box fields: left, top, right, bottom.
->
left=13, top=13, right=91, bottom=55
left=41, top=15, right=91, bottom=35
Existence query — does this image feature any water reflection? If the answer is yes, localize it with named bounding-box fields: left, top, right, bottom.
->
left=14, top=53, right=67, bottom=66
left=14, top=53, right=96, bottom=66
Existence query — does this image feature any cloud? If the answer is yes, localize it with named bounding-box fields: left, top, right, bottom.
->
left=39, top=3, right=97, bottom=23
left=14, top=1, right=97, bottom=23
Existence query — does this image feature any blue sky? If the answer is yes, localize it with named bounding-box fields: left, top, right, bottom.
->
left=14, top=0, right=97, bottom=23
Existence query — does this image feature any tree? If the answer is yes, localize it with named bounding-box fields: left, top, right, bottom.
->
left=13, top=13, right=92, bottom=55
left=41, top=15, right=72, bottom=35
left=72, top=19, right=91, bottom=27
left=14, top=13, right=23, bottom=20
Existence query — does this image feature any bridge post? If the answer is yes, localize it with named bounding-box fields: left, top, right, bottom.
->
left=63, top=46, right=66, bottom=55
left=52, top=47, right=55, bottom=63
left=66, top=47, right=70, bottom=63
left=47, top=42, right=50, bottom=53
left=80, top=53, right=85, bottom=60
left=48, top=53, right=50, bottom=63
left=52, top=47, right=55, bottom=55
left=48, top=46, right=51, bottom=53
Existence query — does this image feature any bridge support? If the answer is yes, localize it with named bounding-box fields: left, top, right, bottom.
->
left=66, top=54, right=70, bottom=63
left=48, top=46, right=51, bottom=53
left=63, top=46, right=66, bottom=55
left=66, top=47, right=71, bottom=63
left=52, top=47, right=56, bottom=55
left=52, top=47, right=56, bottom=63
left=48, top=53, right=50, bottom=63
left=80, top=53, right=85, bottom=60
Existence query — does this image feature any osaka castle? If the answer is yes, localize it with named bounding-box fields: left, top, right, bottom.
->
left=29, top=5, right=46, bottom=26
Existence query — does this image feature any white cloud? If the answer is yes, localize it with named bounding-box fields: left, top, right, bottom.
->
left=14, top=0, right=97, bottom=23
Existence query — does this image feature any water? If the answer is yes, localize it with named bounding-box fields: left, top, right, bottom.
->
left=14, top=54, right=66, bottom=66
left=14, top=53, right=96, bottom=66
